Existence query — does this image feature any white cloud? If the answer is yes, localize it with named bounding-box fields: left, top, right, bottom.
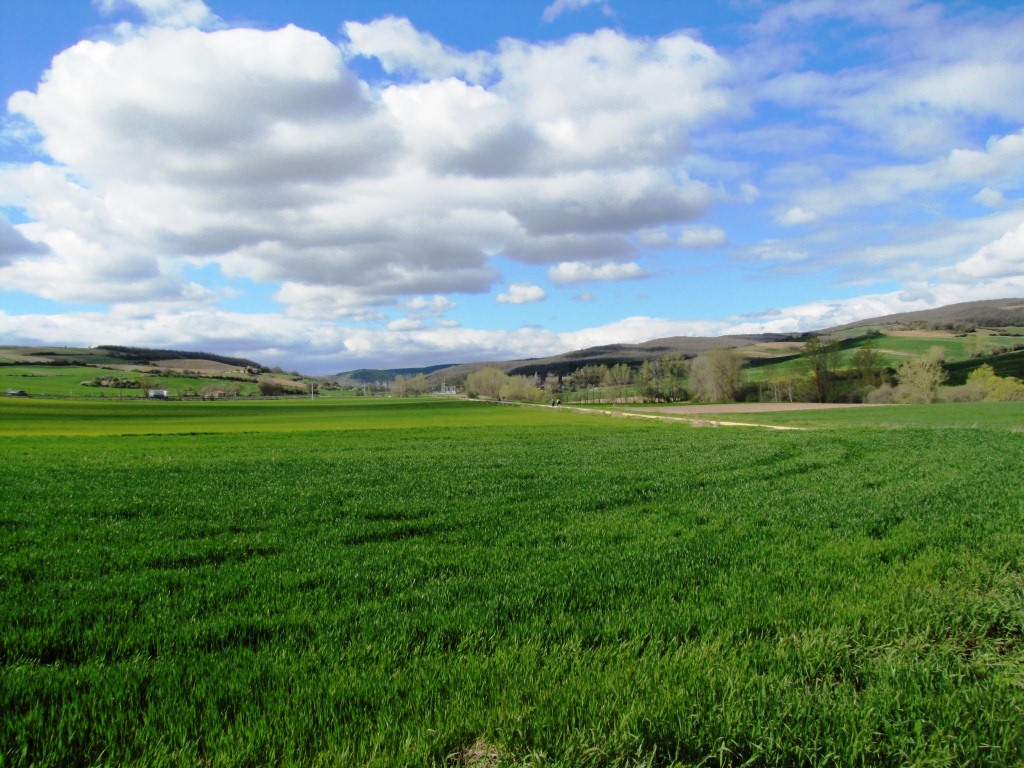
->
left=403, top=295, right=456, bottom=315
left=343, top=17, right=491, bottom=82
left=573, top=292, right=597, bottom=302
left=0, top=216, right=49, bottom=265
left=497, top=283, right=547, bottom=304
left=387, top=317, right=425, bottom=331
left=778, top=206, right=819, bottom=226
left=542, top=0, right=612, bottom=23
left=754, top=2, right=1024, bottom=156
left=679, top=227, right=727, bottom=248
left=95, top=0, right=217, bottom=29
left=781, top=130, right=1024, bottom=221
left=748, top=241, right=808, bottom=262
left=548, top=261, right=647, bottom=284
left=740, top=183, right=761, bottom=203
left=950, top=221, right=1024, bottom=280
left=973, top=187, right=1007, bottom=209
left=4, top=21, right=732, bottom=318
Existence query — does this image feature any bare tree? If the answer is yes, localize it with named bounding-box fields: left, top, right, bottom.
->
left=465, top=367, right=508, bottom=399
left=688, top=348, right=744, bottom=402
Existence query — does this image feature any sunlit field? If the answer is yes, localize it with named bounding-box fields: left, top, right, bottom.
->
left=2, top=399, right=1022, bottom=766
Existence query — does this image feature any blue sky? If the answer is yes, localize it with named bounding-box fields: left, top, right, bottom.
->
left=2, top=0, right=1023, bottom=373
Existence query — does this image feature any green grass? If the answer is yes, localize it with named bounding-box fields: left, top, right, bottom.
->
left=1, top=400, right=1022, bottom=766
left=0, top=398, right=563, bottom=437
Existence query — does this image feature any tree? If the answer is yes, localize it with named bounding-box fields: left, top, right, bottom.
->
left=895, top=347, right=947, bottom=403
left=408, top=373, right=429, bottom=396
left=258, top=380, right=286, bottom=396
left=764, top=363, right=796, bottom=403
left=603, top=363, right=633, bottom=387
left=465, top=367, right=508, bottom=399
left=500, top=375, right=544, bottom=402
left=966, top=364, right=1024, bottom=401
left=802, top=336, right=841, bottom=402
left=688, top=348, right=744, bottom=402
left=572, top=364, right=607, bottom=389
left=851, top=341, right=883, bottom=389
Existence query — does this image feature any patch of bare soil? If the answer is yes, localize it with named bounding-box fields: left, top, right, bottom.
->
left=151, top=358, right=241, bottom=372
left=649, top=402, right=892, bottom=415
left=752, top=341, right=806, bottom=350
left=450, top=740, right=502, bottom=767
left=104, top=359, right=244, bottom=373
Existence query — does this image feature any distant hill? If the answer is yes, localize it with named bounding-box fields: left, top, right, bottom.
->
left=424, top=333, right=802, bottom=382
left=96, top=345, right=264, bottom=370
left=0, top=344, right=265, bottom=372
left=333, top=363, right=455, bottom=386
left=825, top=298, right=1024, bottom=332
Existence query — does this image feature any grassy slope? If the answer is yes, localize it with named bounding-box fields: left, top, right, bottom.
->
left=1, top=400, right=1022, bottom=766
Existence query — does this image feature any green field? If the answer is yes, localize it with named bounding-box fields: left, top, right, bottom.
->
left=2, top=399, right=1022, bottom=767
left=0, top=364, right=263, bottom=399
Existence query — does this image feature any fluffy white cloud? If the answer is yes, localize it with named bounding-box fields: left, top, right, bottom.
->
left=497, top=283, right=547, bottom=304
left=950, top=221, right=1024, bottom=280
left=4, top=19, right=731, bottom=318
left=548, top=261, right=647, bottom=284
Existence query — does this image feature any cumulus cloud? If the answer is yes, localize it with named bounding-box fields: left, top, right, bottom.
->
left=548, top=261, right=647, bottom=284
left=497, top=283, right=547, bottom=304
left=3, top=19, right=732, bottom=317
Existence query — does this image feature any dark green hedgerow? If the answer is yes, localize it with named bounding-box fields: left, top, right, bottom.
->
left=1, top=408, right=1022, bottom=766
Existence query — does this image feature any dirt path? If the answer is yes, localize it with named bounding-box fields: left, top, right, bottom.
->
left=642, top=402, right=892, bottom=415
left=497, top=399, right=891, bottom=430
